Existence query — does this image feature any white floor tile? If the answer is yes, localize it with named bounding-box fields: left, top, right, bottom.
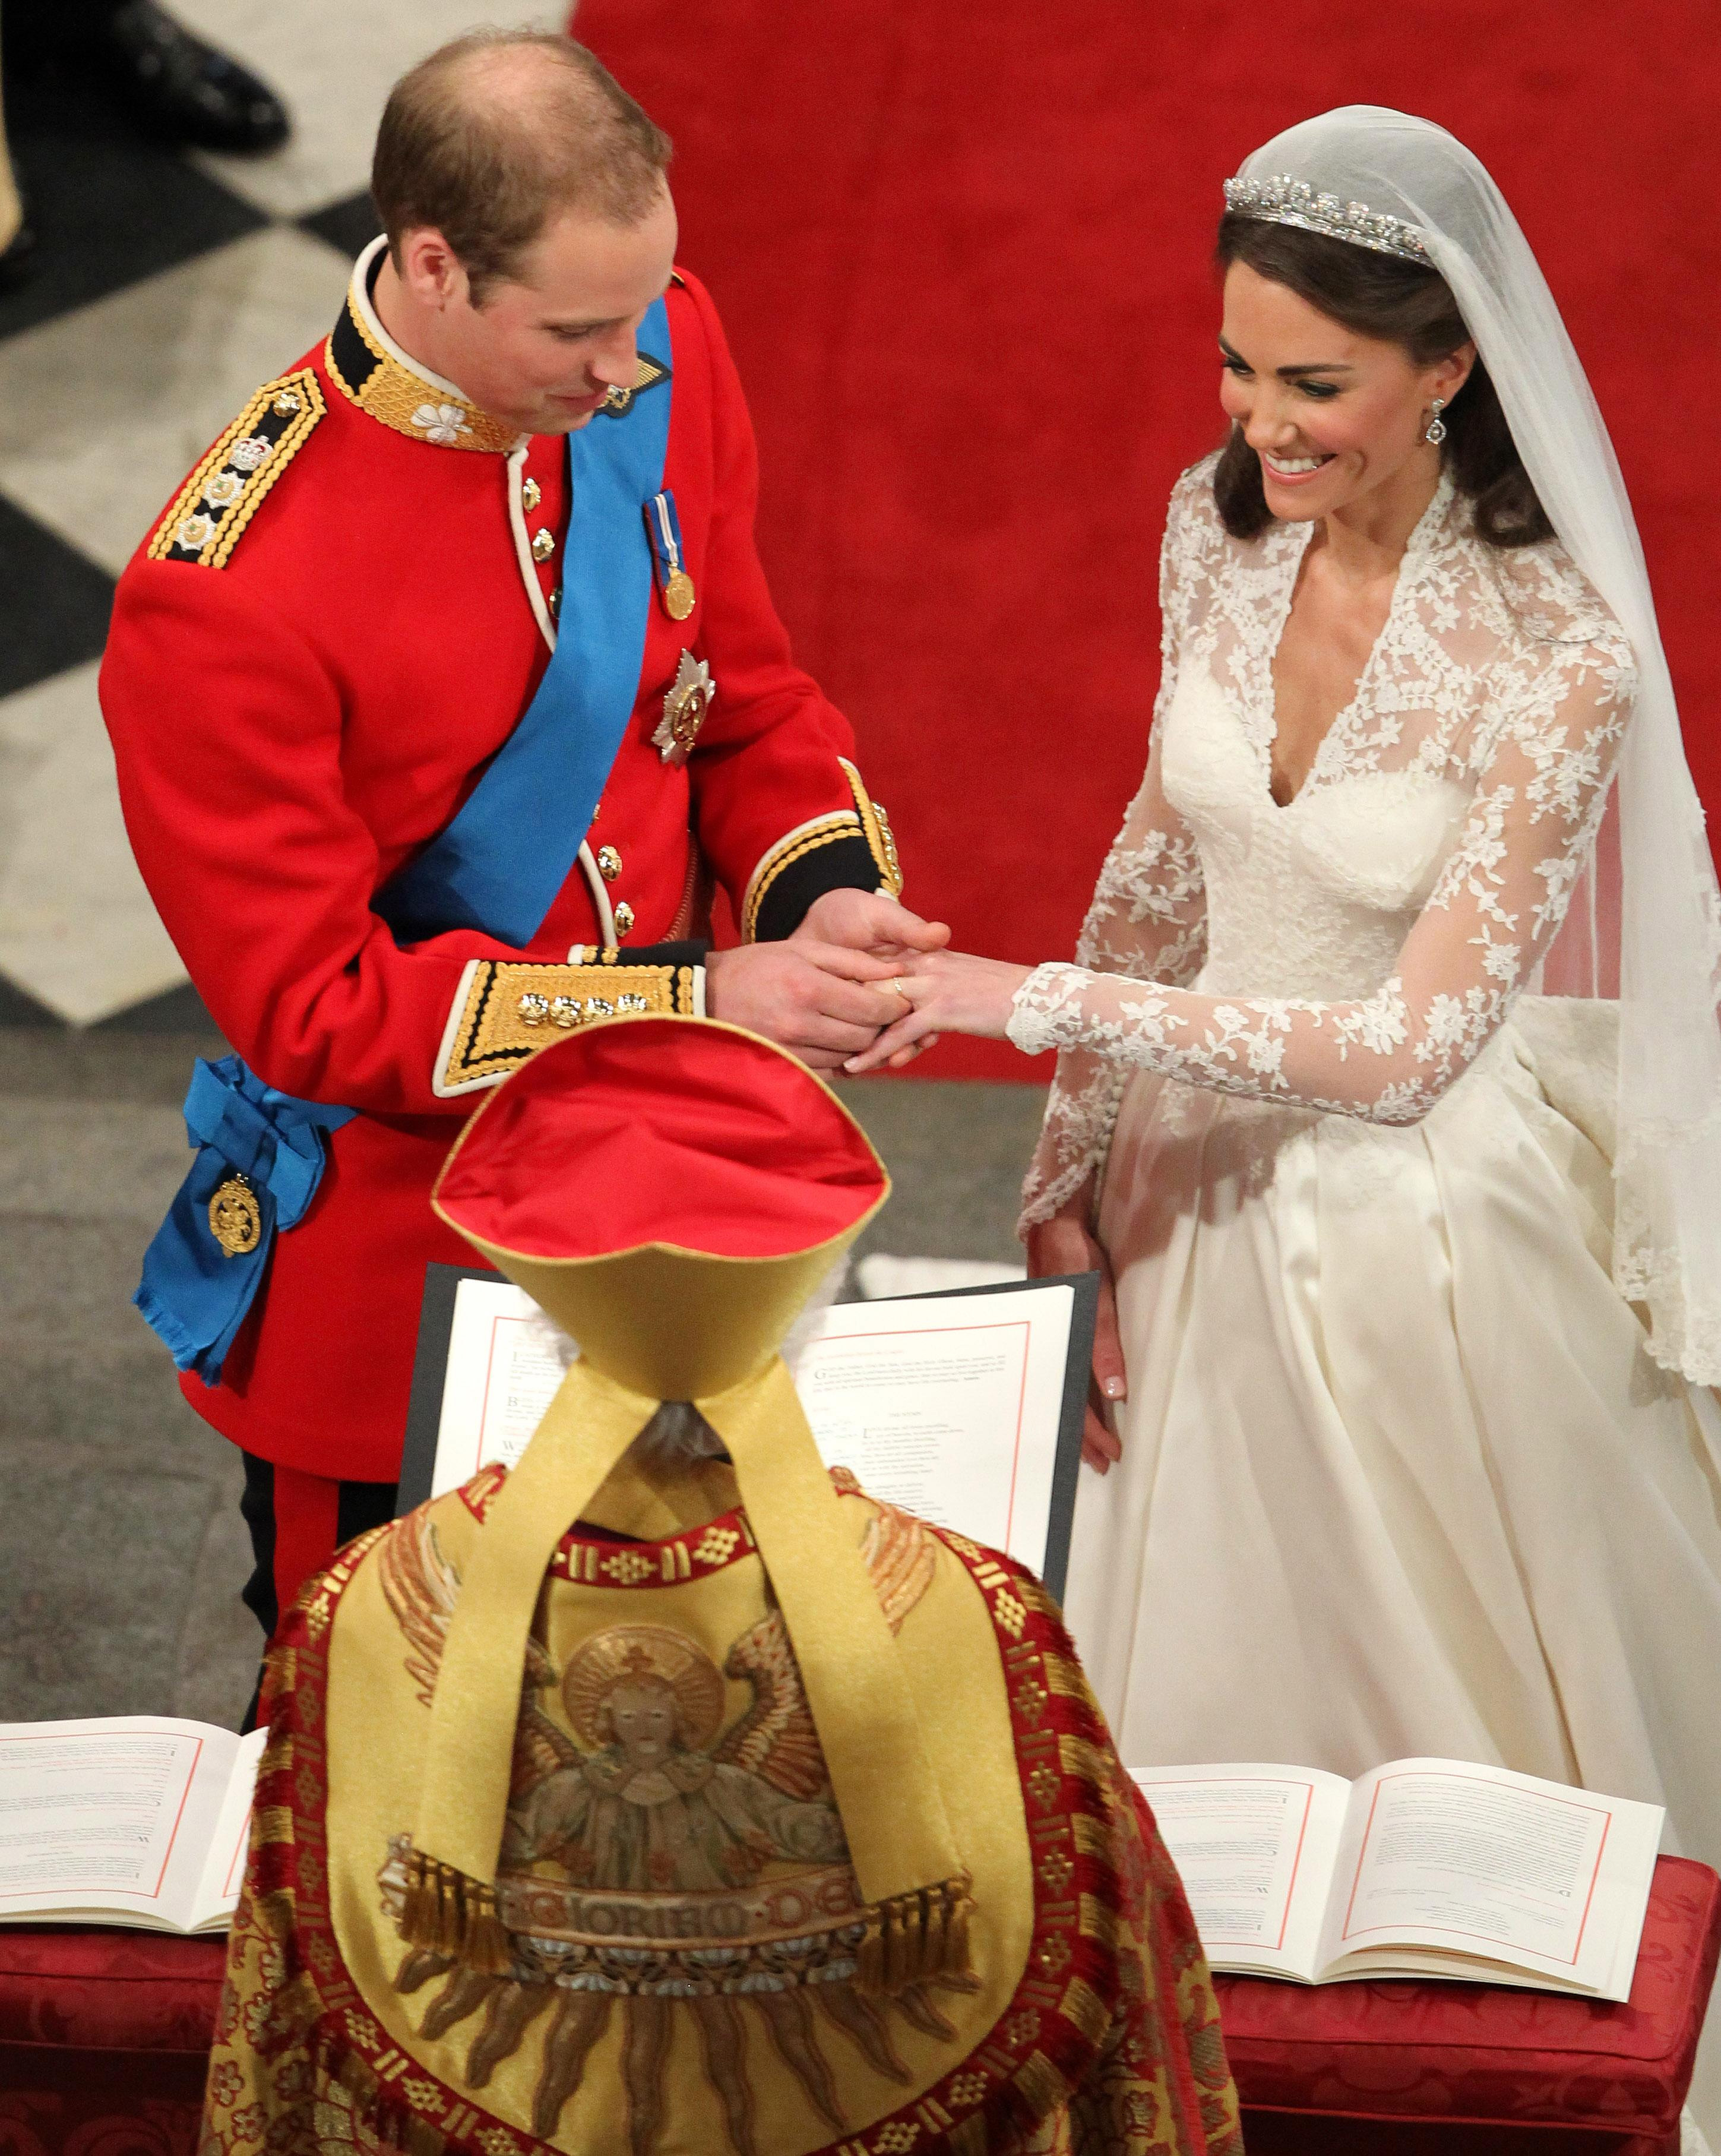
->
left=0, top=226, right=351, bottom=578
left=175, top=0, right=567, bottom=219
left=853, top=1254, right=1027, bottom=1299
left=0, top=663, right=188, bottom=1025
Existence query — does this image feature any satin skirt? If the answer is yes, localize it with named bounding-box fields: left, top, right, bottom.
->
left=1065, top=1011, right=1721, bottom=1873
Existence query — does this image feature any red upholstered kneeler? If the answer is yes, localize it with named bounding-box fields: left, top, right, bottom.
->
left=0, top=1861, right=1713, bottom=2152
left=1217, top=1855, right=1721, bottom=2154
left=0, top=1928, right=224, bottom=2155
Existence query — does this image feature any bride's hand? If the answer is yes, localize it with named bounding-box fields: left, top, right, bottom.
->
left=842, top=951, right=1033, bottom=1074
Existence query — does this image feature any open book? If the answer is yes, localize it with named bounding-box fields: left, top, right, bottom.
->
left=399, top=1265, right=1096, bottom=1599
left=0, top=1716, right=265, bottom=1933
left=1136, top=1758, right=1663, bottom=2000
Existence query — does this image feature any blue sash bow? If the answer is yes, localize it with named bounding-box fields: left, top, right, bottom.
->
left=138, top=303, right=676, bottom=1384
left=136, top=1058, right=355, bottom=1383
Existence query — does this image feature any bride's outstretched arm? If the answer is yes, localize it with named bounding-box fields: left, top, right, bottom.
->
left=853, top=632, right=1634, bottom=1126
left=1017, top=728, right=1209, bottom=1226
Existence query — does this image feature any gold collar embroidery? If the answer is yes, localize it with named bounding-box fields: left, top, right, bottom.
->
left=324, top=238, right=522, bottom=455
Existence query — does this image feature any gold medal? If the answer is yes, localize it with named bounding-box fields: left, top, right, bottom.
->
left=662, top=568, right=696, bottom=621
left=209, top=1174, right=263, bottom=1258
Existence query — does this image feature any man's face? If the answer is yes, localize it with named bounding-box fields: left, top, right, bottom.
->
left=431, top=187, right=678, bottom=436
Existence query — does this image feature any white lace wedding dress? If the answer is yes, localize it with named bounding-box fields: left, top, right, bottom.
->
left=1016, top=455, right=1721, bottom=1877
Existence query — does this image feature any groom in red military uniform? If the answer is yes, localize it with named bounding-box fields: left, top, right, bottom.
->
left=100, top=28, right=943, bottom=1673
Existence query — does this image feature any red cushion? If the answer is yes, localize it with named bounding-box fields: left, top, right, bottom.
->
left=1216, top=1854, right=1721, bottom=2141
left=0, top=1927, right=226, bottom=2102
left=0, top=2094, right=200, bottom=2156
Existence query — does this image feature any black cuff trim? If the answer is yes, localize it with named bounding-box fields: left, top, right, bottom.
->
left=753, top=836, right=882, bottom=944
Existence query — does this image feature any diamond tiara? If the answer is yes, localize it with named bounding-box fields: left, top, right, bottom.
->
left=1223, top=176, right=1431, bottom=264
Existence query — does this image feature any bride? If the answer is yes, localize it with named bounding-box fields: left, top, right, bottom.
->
left=848, top=109, right=1721, bottom=1903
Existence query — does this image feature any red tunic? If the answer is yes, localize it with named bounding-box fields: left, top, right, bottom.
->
left=101, top=254, right=897, bottom=1481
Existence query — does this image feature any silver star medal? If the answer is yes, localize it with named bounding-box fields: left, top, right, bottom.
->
left=654, top=649, right=716, bottom=767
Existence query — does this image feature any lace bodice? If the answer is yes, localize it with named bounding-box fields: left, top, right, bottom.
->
left=1019, top=456, right=1636, bottom=1228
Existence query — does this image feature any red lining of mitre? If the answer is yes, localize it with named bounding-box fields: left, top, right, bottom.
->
left=435, top=1021, right=885, bottom=1260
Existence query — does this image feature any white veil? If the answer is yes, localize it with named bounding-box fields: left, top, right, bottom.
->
left=1233, top=106, right=1721, bottom=1384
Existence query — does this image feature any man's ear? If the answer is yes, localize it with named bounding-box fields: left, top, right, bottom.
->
left=397, top=226, right=466, bottom=311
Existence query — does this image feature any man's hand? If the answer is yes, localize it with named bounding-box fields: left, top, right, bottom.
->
left=789, top=893, right=950, bottom=1068
left=704, top=941, right=910, bottom=1072
left=1027, top=1212, right=1125, bottom=1474
left=793, top=889, right=951, bottom=960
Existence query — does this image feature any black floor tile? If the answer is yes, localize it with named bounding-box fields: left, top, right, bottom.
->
left=0, top=495, right=113, bottom=697
left=93, top=980, right=217, bottom=1032
left=0, top=60, right=268, bottom=342
left=299, top=189, right=380, bottom=263
left=0, top=976, right=61, bottom=1026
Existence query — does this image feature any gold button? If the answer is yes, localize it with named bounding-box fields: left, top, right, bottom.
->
left=522, top=476, right=542, bottom=512
left=530, top=528, right=556, bottom=563
left=271, top=391, right=300, bottom=417
left=597, top=845, right=622, bottom=881
left=612, top=900, right=635, bottom=937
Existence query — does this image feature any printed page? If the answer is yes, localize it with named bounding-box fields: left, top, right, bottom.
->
left=189, top=1727, right=270, bottom=1930
left=786, top=1286, right=1074, bottom=1575
left=1318, top=1758, right=1663, bottom=1997
left=1132, top=1764, right=1352, bottom=1980
left=428, top=1281, right=1077, bottom=1579
left=429, top=1278, right=578, bottom=1496
left=0, top=1717, right=239, bottom=1929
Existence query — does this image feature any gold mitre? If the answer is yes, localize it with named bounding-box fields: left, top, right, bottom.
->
left=432, top=1013, right=885, bottom=1397
left=409, top=1016, right=971, bottom=1994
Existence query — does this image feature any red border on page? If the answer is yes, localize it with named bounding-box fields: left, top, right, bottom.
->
left=798, top=1320, right=1033, bottom=1544
left=1139, top=1776, right=1316, bottom=1951
left=469, top=1311, right=542, bottom=1480
left=1338, top=1771, right=1611, bottom=1966
left=0, top=1730, right=203, bottom=1902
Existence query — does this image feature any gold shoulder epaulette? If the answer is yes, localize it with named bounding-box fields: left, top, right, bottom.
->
left=147, top=368, right=325, bottom=568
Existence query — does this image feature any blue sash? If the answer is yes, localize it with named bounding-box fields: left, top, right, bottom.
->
left=138, top=302, right=675, bottom=1384
left=374, top=296, right=673, bottom=947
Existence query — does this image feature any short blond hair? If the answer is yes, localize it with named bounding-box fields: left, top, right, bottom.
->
left=371, top=31, right=672, bottom=305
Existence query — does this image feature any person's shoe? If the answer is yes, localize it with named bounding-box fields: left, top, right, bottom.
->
left=103, top=1, right=290, bottom=154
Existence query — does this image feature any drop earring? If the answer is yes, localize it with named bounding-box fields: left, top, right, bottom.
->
left=1424, top=397, right=1448, bottom=445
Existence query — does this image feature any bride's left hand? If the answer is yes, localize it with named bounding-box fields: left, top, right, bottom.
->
left=843, top=951, right=1033, bottom=1074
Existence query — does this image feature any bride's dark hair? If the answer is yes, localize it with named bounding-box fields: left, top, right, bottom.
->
left=1211, top=213, right=1553, bottom=549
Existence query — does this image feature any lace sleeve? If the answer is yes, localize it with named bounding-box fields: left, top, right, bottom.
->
left=1011, top=631, right=1635, bottom=1126
left=1019, top=475, right=1211, bottom=1231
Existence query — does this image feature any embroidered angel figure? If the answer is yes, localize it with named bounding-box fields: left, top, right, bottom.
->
left=502, top=1622, right=844, bottom=1889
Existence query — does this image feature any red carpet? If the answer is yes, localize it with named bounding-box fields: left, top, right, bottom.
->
left=575, top=0, right=1720, bottom=1080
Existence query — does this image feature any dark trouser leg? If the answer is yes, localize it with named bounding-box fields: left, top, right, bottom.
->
left=237, top=1453, right=396, bottom=1732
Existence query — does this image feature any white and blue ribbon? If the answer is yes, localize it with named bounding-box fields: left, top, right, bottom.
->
left=644, top=487, right=687, bottom=598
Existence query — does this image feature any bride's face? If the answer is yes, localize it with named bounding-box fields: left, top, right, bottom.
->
left=1218, top=263, right=1471, bottom=523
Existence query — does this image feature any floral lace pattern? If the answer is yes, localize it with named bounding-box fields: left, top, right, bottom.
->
left=1019, top=457, right=1636, bottom=1229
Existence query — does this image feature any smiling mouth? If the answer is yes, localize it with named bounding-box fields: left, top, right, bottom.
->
left=1261, top=452, right=1336, bottom=478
